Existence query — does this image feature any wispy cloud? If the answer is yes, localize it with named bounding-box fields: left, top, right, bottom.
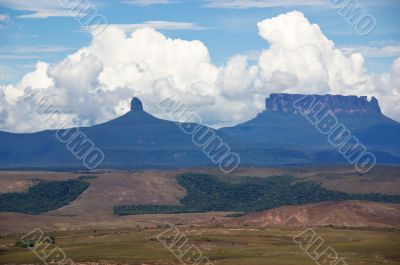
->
left=87, top=21, right=206, bottom=32
left=0, top=54, right=45, bottom=60
left=0, top=64, right=15, bottom=82
left=17, top=10, right=76, bottom=19
left=1, top=45, right=75, bottom=54
left=0, top=0, right=89, bottom=18
left=341, top=44, right=400, bottom=58
left=0, top=13, right=9, bottom=28
left=0, top=13, right=9, bottom=21
left=121, top=0, right=177, bottom=6
left=0, top=45, right=75, bottom=62
left=203, top=0, right=324, bottom=9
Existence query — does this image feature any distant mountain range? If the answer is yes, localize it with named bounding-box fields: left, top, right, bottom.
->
left=0, top=93, right=399, bottom=170
left=222, top=94, right=400, bottom=166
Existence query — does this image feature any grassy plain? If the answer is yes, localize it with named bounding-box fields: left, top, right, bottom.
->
left=0, top=226, right=399, bottom=265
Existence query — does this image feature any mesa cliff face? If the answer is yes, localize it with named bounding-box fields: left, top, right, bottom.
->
left=265, top=93, right=381, bottom=114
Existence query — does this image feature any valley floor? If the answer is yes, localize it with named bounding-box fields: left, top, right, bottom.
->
left=0, top=226, right=399, bottom=265
left=0, top=167, right=399, bottom=264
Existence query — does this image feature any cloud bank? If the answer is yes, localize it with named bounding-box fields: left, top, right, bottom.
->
left=0, top=11, right=399, bottom=132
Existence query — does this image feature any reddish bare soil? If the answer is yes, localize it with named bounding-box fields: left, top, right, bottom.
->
left=231, top=200, right=400, bottom=228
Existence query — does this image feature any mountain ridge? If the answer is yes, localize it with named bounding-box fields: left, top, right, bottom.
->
left=0, top=93, right=399, bottom=169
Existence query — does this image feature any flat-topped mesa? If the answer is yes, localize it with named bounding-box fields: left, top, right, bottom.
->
left=131, top=97, right=144, bottom=112
left=265, top=93, right=381, bottom=114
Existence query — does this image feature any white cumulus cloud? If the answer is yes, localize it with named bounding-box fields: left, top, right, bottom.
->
left=0, top=11, right=399, bottom=133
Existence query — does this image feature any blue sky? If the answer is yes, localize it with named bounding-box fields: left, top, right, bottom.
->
left=0, top=0, right=399, bottom=84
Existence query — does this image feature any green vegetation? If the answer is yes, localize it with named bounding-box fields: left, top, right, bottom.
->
left=0, top=180, right=89, bottom=214
left=15, top=236, right=55, bottom=249
left=14, top=240, right=34, bottom=249
left=114, top=205, right=198, bottom=215
left=78, top=175, right=98, bottom=181
left=114, top=173, right=400, bottom=215
left=225, top=213, right=246, bottom=218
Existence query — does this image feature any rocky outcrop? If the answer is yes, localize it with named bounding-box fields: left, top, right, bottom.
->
left=130, top=97, right=143, bottom=112
left=265, top=93, right=381, bottom=114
